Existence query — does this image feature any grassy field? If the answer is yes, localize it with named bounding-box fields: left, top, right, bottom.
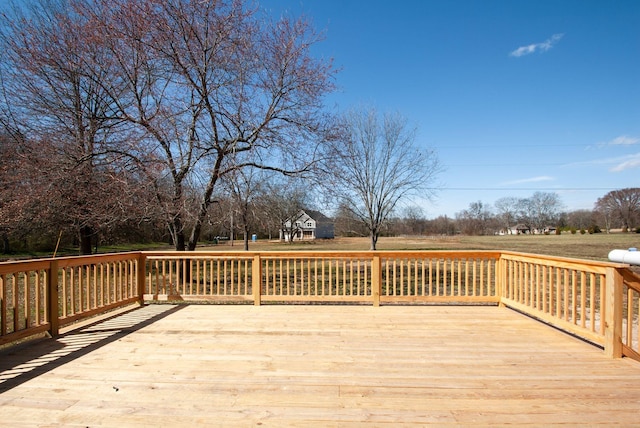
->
left=202, top=232, right=640, bottom=262
left=3, top=232, right=637, bottom=263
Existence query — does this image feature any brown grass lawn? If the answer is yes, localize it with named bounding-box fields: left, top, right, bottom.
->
left=200, top=232, right=640, bottom=262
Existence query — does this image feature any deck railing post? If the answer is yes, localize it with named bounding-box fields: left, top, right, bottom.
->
left=253, top=255, right=262, bottom=306
left=137, top=253, right=147, bottom=305
left=372, top=255, right=381, bottom=307
left=604, top=267, right=623, bottom=358
left=497, top=255, right=505, bottom=307
left=47, top=259, right=60, bottom=337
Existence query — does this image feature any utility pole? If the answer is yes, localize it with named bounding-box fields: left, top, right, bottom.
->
left=230, top=210, right=234, bottom=247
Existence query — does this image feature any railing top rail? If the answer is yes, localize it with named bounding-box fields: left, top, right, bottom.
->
left=55, top=252, right=141, bottom=268
left=500, top=250, right=627, bottom=270
left=0, top=259, right=51, bottom=274
left=0, top=250, right=629, bottom=272
left=142, top=249, right=504, bottom=259
left=0, top=251, right=141, bottom=269
left=620, top=268, right=640, bottom=293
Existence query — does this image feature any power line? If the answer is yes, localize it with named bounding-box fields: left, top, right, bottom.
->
left=432, top=143, right=592, bottom=149
left=445, top=163, right=568, bottom=167
left=439, top=187, right=615, bottom=191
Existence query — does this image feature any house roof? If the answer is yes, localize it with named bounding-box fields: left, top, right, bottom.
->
left=303, top=209, right=332, bottom=223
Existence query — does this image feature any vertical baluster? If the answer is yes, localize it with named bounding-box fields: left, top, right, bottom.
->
left=329, top=259, right=334, bottom=296
left=435, top=259, right=440, bottom=297
left=419, top=258, right=423, bottom=297
left=579, top=272, right=586, bottom=328
left=470, top=259, right=475, bottom=297
left=209, top=260, right=214, bottom=295
left=293, top=259, right=298, bottom=296
left=222, top=259, right=228, bottom=296
left=627, top=287, right=633, bottom=348
left=571, top=271, right=577, bottom=324
left=245, top=258, right=249, bottom=296
left=34, top=270, right=41, bottom=326
left=23, top=272, right=30, bottom=328
left=599, top=273, right=606, bottom=336
left=398, top=259, right=403, bottom=296
left=10, top=274, right=18, bottom=332
left=428, top=259, right=433, bottom=296
left=0, top=274, right=6, bottom=336
left=348, top=260, right=353, bottom=296
left=589, top=273, right=596, bottom=332
left=119, top=261, right=124, bottom=302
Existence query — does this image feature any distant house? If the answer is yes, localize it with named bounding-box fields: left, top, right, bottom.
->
left=280, top=209, right=335, bottom=242
left=497, top=224, right=531, bottom=235
left=497, top=224, right=557, bottom=235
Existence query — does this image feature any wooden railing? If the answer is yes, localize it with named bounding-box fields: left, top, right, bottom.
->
left=1, top=250, right=638, bottom=362
left=142, top=251, right=501, bottom=305
left=495, top=252, right=640, bottom=359
left=0, top=253, right=143, bottom=346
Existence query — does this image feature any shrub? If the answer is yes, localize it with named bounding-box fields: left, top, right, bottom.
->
left=588, top=225, right=601, bottom=234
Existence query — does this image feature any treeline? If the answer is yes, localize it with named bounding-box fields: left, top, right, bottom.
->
left=447, top=189, right=640, bottom=236
left=335, top=189, right=640, bottom=238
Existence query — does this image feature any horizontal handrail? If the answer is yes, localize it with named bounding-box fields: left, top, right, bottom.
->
left=0, top=250, right=636, bottom=362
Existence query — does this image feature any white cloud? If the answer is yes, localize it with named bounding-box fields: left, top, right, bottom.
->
left=567, top=153, right=640, bottom=172
left=603, top=135, right=640, bottom=146
left=510, top=33, right=564, bottom=57
left=611, top=153, right=640, bottom=172
left=502, top=176, right=555, bottom=185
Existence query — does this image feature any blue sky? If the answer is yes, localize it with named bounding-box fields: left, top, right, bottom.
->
left=263, top=0, right=640, bottom=218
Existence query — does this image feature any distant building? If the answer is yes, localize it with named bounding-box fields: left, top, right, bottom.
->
left=497, top=224, right=530, bottom=235
left=497, top=224, right=557, bottom=235
left=280, top=209, right=335, bottom=241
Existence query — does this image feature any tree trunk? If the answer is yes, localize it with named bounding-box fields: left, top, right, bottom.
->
left=1, top=233, right=9, bottom=254
left=188, top=157, right=222, bottom=251
left=243, top=224, right=250, bottom=251
left=170, top=216, right=186, bottom=251
left=79, top=225, right=93, bottom=255
left=370, top=232, right=378, bottom=251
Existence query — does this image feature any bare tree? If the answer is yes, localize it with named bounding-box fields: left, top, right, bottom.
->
left=494, top=196, right=519, bottom=234
left=221, top=168, right=266, bottom=251
left=517, top=192, right=563, bottom=233
left=0, top=0, right=148, bottom=254
left=333, top=202, right=367, bottom=237
left=565, top=209, right=597, bottom=231
left=327, top=108, right=440, bottom=250
left=425, top=215, right=456, bottom=236
left=595, top=188, right=640, bottom=232
left=456, top=201, right=494, bottom=235
left=77, top=0, right=337, bottom=250
left=402, top=205, right=427, bottom=236
left=260, top=176, right=310, bottom=243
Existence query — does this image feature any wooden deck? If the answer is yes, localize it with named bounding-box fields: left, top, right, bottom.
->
left=1, top=304, right=640, bottom=426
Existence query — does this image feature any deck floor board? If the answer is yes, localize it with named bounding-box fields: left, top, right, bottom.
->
left=1, top=304, right=640, bottom=426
